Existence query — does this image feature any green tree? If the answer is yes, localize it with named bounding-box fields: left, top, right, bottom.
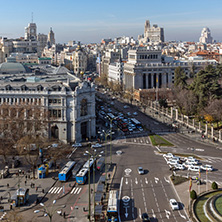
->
left=174, top=66, right=187, bottom=89
left=191, top=65, right=222, bottom=110
left=190, top=190, right=197, bottom=200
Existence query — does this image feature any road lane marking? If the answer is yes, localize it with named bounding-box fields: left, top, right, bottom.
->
left=57, top=187, right=62, bottom=194
left=75, top=188, right=80, bottom=194
left=50, top=187, right=57, bottom=193
left=118, top=177, right=123, bottom=222
left=48, top=187, right=54, bottom=193
left=122, top=196, right=130, bottom=203
left=151, top=209, right=156, bottom=218
left=164, top=177, right=170, bottom=183
left=124, top=206, right=129, bottom=218
left=70, top=187, right=76, bottom=194
left=165, top=209, right=171, bottom=219
left=135, top=178, right=138, bottom=184
left=145, top=178, right=148, bottom=184
left=139, top=208, right=141, bottom=218
left=125, top=168, right=132, bottom=176
left=125, top=178, right=128, bottom=185
left=178, top=211, right=186, bottom=219
left=154, top=177, right=159, bottom=183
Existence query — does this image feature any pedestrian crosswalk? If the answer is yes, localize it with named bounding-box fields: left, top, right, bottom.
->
left=48, top=186, right=82, bottom=195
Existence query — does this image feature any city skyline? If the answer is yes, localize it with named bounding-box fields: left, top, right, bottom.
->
left=1, top=0, right=222, bottom=43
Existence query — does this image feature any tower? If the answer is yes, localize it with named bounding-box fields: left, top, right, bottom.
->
left=47, top=27, right=55, bottom=47
left=25, top=23, right=37, bottom=40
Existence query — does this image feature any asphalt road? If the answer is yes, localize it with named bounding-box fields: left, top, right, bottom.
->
left=111, top=140, right=189, bottom=222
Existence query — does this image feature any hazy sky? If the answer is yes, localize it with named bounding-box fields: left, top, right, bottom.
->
left=1, top=0, right=222, bottom=43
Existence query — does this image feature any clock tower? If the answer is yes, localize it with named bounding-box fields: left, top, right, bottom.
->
left=25, top=23, right=37, bottom=40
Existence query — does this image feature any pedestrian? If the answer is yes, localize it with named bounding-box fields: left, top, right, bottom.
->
left=7, top=183, right=9, bottom=188
left=63, top=212, right=66, bottom=218
left=25, top=175, right=27, bottom=179
left=25, top=181, right=27, bottom=186
left=36, top=187, right=38, bottom=192
left=42, top=189, right=44, bottom=193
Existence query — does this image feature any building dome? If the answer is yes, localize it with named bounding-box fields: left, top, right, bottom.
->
left=0, top=62, right=31, bottom=74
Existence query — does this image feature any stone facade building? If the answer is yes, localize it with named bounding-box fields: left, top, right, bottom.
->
left=0, top=63, right=96, bottom=143
left=123, top=46, right=217, bottom=90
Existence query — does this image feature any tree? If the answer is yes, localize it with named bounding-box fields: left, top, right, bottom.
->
left=190, top=190, right=197, bottom=200
left=159, top=98, right=168, bottom=108
left=204, top=99, right=222, bottom=128
left=212, top=181, right=218, bottom=190
left=191, top=65, right=222, bottom=110
left=174, top=66, right=187, bottom=89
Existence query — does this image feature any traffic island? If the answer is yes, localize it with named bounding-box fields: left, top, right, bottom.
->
left=192, top=189, right=222, bottom=222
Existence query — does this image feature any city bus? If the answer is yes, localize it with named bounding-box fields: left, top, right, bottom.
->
left=76, top=158, right=95, bottom=185
left=96, top=157, right=105, bottom=171
left=58, top=161, right=76, bottom=182
left=107, top=190, right=119, bottom=221
left=72, top=159, right=85, bottom=180
left=131, top=118, right=142, bottom=128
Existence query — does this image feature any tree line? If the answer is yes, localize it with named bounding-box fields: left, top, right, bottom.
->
left=173, top=64, right=222, bottom=128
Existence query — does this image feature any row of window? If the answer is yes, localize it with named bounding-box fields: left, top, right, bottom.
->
left=49, top=109, right=62, bottom=118
left=139, top=54, right=158, bottom=60
left=0, top=98, right=41, bottom=105
left=49, top=98, right=61, bottom=104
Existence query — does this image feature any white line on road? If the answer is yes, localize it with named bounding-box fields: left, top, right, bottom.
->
left=48, top=187, right=54, bottom=193
left=135, top=178, right=138, bottom=184
left=118, top=177, right=123, bottom=222
left=145, top=178, right=148, bottom=184
left=178, top=211, right=187, bottom=220
left=151, top=209, right=156, bottom=218
left=70, top=187, right=76, bottom=194
left=57, top=187, right=62, bottom=194
left=164, top=177, right=170, bottom=183
left=139, top=208, right=141, bottom=219
left=125, top=178, right=128, bottom=185
left=50, top=187, right=57, bottom=193
left=54, top=187, right=60, bottom=194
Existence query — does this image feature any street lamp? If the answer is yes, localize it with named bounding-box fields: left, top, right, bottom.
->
left=85, top=149, right=103, bottom=221
left=35, top=200, right=64, bottom=222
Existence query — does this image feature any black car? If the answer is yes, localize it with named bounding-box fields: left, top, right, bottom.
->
left=142, top=213, right=150, bottom=221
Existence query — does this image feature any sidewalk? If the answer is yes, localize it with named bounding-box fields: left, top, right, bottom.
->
left=0, top=170, right=57, bottom=213
left=173, top=176, right=216, bottom=221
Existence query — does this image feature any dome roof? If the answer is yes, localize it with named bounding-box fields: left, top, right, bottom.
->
left=0, top=62, right=31, bottom=74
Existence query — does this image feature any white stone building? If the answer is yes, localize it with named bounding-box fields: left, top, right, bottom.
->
left=123, top=46, right=217, bottom=90
left=199, top=27, right=213, bottom=44
left=108, top=60, right=124, bottom=85
left=0, top=63, right=96, bottom=143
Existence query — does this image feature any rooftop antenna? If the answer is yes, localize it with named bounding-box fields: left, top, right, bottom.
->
left=31, top=12, right=33, bottom=23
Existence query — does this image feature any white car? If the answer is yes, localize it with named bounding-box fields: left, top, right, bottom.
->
left=175, top=164, right=185, bottom=170
left=188, top=165, right=202, bottom=172
left=167, top=159, right=179, bottom=165
left=72, top=143, right=82, bottom=147
left=186, top=159, right=199, bottom=165
left=201, top=164, right=214, bottom=171
left=92, top=143, right=102, bottom=148
left=116, top=150, right=122, bottom=155
left=163, top=153, right=175, bottom=159
left=169, top=199, right=179, bottom=210
left=183, top=162, right=194, bottom=168
left=138, top=167, right=144, bottom=175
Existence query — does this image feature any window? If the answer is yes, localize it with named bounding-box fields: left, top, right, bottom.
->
left=81, top=99, right=88, bottom=116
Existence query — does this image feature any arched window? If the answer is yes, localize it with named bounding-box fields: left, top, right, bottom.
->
left=80, top=99, right=88, bottom=116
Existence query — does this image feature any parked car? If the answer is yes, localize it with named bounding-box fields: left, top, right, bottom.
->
left=163, top=153, right=175, bottom=159
left=92, top=143, right=102, bottom=148
left=142, top=213, right=150, bottom=221
left=175, top=164, right=185, bottom=170
left=183, top=162, right=194, bottom=168
left=169, top=199, right=179, bottom=210
left=201, top=164, right=214, bottom=171
left=72, top=143, right=82, bottom=147
left=133, top=112, right=138, bottom=116
left=186, top=159, right=199, bottom=165
left=123, top=105, right=129, bottom=109
left=167, top=159, right=179, bottom=165
left=138, top=167, right=144, bottom=175
left=188, top=165, right=202, bottom=172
